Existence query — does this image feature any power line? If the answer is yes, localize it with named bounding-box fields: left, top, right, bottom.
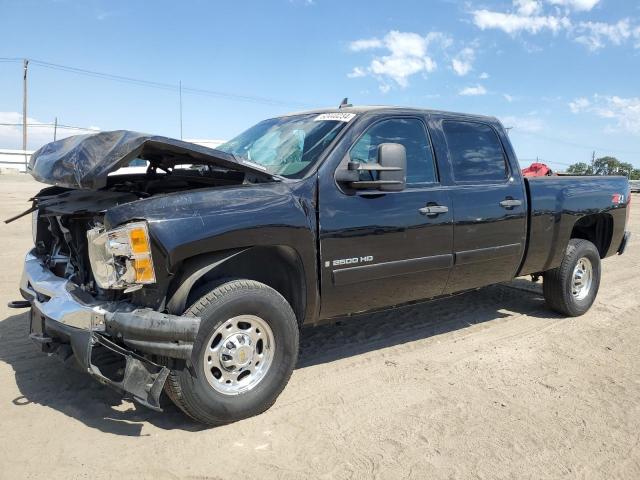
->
left=518, top=157, right=575, bottom=167
left=512, top=128, right=640, bottom=157
left=179, top=80, right=183, bottom=140
left=22, top=59, right=28, bottom=169
left=0, top=122, right=98, bottom=131
left=28, top=59, right=178, bottom=92
left=0, top=57, right=311, bottom=108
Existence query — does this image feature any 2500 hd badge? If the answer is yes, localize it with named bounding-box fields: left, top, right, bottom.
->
left=325, top=256, right=374, bottom=267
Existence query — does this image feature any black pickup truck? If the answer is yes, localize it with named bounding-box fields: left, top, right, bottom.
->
left=9, top=106, right=631, bottom=426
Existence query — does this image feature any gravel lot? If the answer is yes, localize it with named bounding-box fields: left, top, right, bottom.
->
left=0, top=175, right=638, bottom=480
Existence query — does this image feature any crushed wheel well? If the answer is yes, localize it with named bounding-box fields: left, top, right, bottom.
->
left=570, top=213, right=613, bottom=258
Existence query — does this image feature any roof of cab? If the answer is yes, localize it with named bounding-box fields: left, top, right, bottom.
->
left=282, top=105, right=499, bottom=123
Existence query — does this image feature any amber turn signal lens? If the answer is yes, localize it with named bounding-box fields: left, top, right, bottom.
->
left=134, top=257, right=155, bottom=283
left=129, top=227, right=151, bottom=255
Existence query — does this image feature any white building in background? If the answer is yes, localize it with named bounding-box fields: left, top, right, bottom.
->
left=0, top=149, right=33, bottom=173
left=0, top=139, right=226, bottom=175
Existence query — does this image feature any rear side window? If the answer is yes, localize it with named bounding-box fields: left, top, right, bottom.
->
left=350, top=118, right=437, bottom=184
left=443, top=121, right=508, bottom=183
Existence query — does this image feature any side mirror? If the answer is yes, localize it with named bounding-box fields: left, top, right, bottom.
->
left=335, top=143, right=407, bottom=192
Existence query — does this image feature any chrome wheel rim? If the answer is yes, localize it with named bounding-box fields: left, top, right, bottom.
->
left=571, top=257, right=593, bottom=301
left=202, top=315, right=275, bottom=395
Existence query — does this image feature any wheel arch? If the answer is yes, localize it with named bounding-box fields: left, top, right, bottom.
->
left=569, top=213, right=614, bottom=258
left=166, top=246, right=307, bottom=327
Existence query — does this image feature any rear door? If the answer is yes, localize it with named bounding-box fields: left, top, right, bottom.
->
left=430, top=117, right=527, bottom=294
left=317, top=115, right=454, bottom=319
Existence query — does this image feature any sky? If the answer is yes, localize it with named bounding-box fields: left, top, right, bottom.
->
left=1, top=0, right=639, bottom=171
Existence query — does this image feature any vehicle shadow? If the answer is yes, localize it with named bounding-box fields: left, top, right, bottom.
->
left=297, top=279, right=556, bottom=368
left=0, top=279, right=558, bottom=436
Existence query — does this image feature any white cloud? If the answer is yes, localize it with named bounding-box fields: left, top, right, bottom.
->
left=568, top=97, right=591, bottom=112
left=349, top=38, right=383, bottom=52
left=574, top=19, right=632, bottom=51
left=347, top=30, right=451, bottom=89
left=347, top=67, right=366, bottom=78
left=500, top=115, right=545, bottom=132
left=385, top=31, right=429, bottom=57
left=479, top=72, right=490, bottom=79
left=472, top=9, right=570, bottom=35
left=451, top=47, right=475, bottom=76
left=595, top=96, right=640, bottom=134
left=0, top=112, right=99, bottom=150
left=470, top=0, right=638, bottom=51
left=569, top=95, right=640, bottom=134
left=504, top=94, right=515, bottom=102
left=515, top=0, right=542, bottom=16
left=370, top=56, right=435, bottom=87
left=547, top=0, right=600, bottom=12
left=459, top=85, right=487, bottom=96
left=289, top=0, right=316, bottom=6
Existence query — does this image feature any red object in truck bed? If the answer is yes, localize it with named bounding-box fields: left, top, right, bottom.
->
left=522, top=162, right=554, bottom=177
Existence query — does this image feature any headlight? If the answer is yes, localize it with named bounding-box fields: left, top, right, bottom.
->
left=87, top=221, right=156, bottom=290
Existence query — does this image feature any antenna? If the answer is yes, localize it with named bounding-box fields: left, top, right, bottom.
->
left=339, top=97, right=351, bottom=109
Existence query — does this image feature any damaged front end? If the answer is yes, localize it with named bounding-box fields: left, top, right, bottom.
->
left=9, top=130, right=277, bottom=410
left=21, top=249, right=201, bottom=410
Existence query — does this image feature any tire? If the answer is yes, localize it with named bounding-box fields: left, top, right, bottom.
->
left=166, top=280, right=299, bottom=426
left=543, top=238, right=601, bottom=317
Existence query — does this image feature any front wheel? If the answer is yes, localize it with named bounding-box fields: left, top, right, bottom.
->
left=543, top=238, right=601, bottom=316
left=166, top=280, right=299, bottom=426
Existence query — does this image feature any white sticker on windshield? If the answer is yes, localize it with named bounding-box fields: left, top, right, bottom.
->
left=314, top=113, right=356, bottom=122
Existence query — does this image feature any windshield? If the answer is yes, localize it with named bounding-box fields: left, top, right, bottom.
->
left=216, top=113, right=352, bottom=178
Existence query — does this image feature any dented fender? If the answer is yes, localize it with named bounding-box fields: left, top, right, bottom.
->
left=105, top=179, right=321, bottom=325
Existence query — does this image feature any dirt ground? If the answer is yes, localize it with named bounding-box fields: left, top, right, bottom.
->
left=0, top=175, right=638, bottom=480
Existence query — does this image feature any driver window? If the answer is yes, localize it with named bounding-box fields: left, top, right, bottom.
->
left=349, top=118, right=437, bottom=184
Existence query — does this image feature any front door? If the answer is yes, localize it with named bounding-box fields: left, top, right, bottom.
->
left=318, top=115, right=454, bottom=319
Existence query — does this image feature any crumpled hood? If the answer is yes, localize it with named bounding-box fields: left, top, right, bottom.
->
left=28, top=130, right=274, bottom=190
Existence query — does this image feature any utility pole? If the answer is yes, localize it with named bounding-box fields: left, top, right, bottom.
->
left=591, top=150, right=596, bottom=174
left=53, top=117, right=58, bottom=141
left=179, top=80, right=183, bottom=140
left=22, top=59, right=29, bottom=171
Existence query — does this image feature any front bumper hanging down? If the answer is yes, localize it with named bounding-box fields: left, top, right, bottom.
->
left=14, top=250, right=201, bottom=410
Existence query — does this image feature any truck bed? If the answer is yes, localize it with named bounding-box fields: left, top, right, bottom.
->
left=518, top=175, right=630, bottom=276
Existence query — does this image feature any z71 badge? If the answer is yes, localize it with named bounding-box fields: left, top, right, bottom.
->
left=612, top=193, right=625, bottom=205
left=325, top=256, right=374, bottom=268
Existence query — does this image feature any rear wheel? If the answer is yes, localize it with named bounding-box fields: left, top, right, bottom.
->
left=166, top=279, right=299, bottom=426
left=543, top=238, right=601, bottom=316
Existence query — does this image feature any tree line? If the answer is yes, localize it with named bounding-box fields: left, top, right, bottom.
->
left=566, top=156, right=640, bottom=179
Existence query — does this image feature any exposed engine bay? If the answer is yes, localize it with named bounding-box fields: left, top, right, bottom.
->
left=30, top=168, right=250, bottom=297
left=16, top=130, right=278, bottom=299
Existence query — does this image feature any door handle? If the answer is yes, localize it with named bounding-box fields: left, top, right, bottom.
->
left=499, top=198, right=522, bottom=209
left=419, top=205, right=449, bottom=216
